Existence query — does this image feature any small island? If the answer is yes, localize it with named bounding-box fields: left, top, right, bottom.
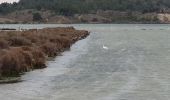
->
left=0, top=27, right=89, bottom=83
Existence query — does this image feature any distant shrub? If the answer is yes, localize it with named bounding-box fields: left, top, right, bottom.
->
left=33, top=12, right=43, bottom=21
left=28, top=10, right=32, bottom=14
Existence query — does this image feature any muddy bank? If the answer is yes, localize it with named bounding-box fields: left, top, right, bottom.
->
left=0, top=27, right=89, bottom=81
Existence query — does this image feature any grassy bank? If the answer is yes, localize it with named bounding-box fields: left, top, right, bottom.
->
left=0, top=27, right=89, bottom=81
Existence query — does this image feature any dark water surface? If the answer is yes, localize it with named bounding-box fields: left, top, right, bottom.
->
left=0, top=24, right=170, bottom=100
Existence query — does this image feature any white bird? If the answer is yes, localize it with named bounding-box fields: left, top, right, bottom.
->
left=103, top=45, right=109, bottom=50
left=18, top=27, right=22, bottom=31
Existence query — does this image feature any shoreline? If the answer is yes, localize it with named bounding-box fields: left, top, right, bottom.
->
left=0, top=22, right=166, bottom=24
left=0, top=27, right=90, bottom=83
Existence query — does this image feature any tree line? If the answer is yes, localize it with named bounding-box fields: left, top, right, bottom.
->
left=0, top=0, right=170, bottom=15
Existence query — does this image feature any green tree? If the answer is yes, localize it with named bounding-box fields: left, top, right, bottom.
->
left=1, top=0, right=170, bottom=15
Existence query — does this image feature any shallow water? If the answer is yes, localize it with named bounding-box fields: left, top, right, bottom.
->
left=0, top=24, right=170, bottom=100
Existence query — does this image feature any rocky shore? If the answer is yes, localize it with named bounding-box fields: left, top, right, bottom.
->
left=0, top=27, right=89, bottom=83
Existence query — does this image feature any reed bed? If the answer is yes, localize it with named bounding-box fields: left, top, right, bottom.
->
left=0, top=27, right=89, bottom=77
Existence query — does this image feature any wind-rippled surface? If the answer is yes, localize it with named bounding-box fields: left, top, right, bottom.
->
left=0, top=24, right=170, bottom=100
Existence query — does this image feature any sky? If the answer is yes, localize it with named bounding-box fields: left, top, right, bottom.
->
left=0, top=0, right=19, bottom=3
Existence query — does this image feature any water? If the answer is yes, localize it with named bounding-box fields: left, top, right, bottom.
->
left=0, top=24, right=170, bottom=100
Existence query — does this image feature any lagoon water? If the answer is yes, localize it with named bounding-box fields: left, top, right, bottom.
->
left=0, top=24, right=170, bottom=100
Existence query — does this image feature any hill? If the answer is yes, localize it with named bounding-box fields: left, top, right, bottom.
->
left=0, top=0, right=170, bottom=23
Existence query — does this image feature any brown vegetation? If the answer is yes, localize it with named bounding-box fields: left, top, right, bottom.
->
left=0, top=27, right=89, bottom=78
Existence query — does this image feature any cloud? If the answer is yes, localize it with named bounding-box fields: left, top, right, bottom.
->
left=0, top=0, right=19, bottom=3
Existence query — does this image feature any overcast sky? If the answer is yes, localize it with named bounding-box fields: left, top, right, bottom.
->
left=0, top=0, right=19, bottom=3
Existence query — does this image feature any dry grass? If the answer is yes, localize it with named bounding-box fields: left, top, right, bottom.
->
left=0, top=27, right=89, bottom=77
left=8, top=36, right=32, bottom=46
left=0, top=39, right=9, bottom=49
